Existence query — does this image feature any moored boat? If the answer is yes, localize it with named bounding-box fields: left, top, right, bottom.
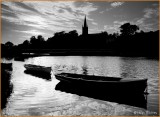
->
left=24, top=64, right=52, bottom=74
left=55, top=73, right=148, bottom=94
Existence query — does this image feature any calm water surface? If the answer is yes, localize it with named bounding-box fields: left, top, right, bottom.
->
left=2, top=56, right=159, bottom=115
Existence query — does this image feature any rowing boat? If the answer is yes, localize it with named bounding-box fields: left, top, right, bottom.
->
left=55, top=73, right=148, bottom=94
left=24, top=64, right=51, bottom=74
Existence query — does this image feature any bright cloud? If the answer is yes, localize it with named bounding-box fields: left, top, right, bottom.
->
left=2, top=1, right=98, bottom=33
left=14, top=29, right=45, bottom=35
left=92, top=22, right=98, bottom=25
left=104, top=20, right=128, bottom=33
left=111, top=2, right=124, bottom=8
left=135, top=7, right=158, bottom=31
left=2, top=1, right=159, bottom=44
left=102, top=2, right=124, bottom=12
left=143, top=8, right=158, bottom=18
left=23, top=1, right=98, bottom=21
left=104, top=24, right=120, bottom=33
left=113, top=21, right=128, bottom=25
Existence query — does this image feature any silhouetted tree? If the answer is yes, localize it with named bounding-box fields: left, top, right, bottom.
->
left=37, top=35, right=45, bottom=42
left=112, top=32, right=119, bottom=38
left=21, top=40, right=30, bottom=49
left=54, top=31, right=65, bottom=37
left=68, top=30, right=78, bottom=37
left=37, top=35, right=46, bottom=48
left=23, top=40, right=30, bottom=46
left=101, top=31, right=108, bottom=35
left=120, top=23, right=139, bottom=36
left=2, top=41, right=15, bottom=57
left=5, top=41, right=14, bottom=48
left=30, top=36, right=37, bottom=45
left=2, top=24, right=158, bottom=58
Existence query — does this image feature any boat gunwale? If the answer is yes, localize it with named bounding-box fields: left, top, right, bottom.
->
left=55, top=73, right=147, bottom=83
left=24, top=64, right=51, bottom=70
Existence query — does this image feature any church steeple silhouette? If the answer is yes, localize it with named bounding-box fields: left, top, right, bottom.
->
left=82, top=15, right=88, bottom=36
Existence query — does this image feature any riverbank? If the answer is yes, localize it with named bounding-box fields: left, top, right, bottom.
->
left=2, top=50, right=158, bottom=62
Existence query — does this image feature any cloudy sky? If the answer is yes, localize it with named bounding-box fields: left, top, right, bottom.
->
left=2, top=1, right=159, bottom=44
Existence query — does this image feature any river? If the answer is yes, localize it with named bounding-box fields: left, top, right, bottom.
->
left=2, top=56, right=159, bottom=116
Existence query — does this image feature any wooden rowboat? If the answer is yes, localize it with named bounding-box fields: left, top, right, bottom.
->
left=24, top=64, right=51, bottom=74
left=55, top=73, right=148, bottom=94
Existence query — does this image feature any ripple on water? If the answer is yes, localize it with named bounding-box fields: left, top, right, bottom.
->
left=2, top=56, right=159, bottom=116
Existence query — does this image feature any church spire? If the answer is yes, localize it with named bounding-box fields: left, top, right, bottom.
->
left=82, top=15, right=88, bottom=36
left=84, top=15, right=88, bottom=27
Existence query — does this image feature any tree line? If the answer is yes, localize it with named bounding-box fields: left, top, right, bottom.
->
left=1, top=22, right=159, bottom=58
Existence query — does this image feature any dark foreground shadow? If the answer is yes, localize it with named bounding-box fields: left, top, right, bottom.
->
left=55, top=82, right=147, bottom=109
left=24, top=70, right=51, bottom=81
left=1, top=63, right=12, bottom=71
left=1, top=63, right=13, bottom=109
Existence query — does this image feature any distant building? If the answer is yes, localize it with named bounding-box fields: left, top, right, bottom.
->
left=80, top=15, right=107, bottom=48
left=82, top=15, right=88, bottom=36
left=82, top=16, right=101, bottom=36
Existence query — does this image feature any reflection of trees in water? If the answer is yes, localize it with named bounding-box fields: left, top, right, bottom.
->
left=53, top=65, right=79, bottom=73
left=81, top=65, right=88, bottom=75
left=70, top=65, right=78, bottom=73
left=120, top=58, right=138, bottom=79
left=53, top=64, right=90, bottom=75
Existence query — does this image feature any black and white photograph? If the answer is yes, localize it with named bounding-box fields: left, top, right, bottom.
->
left=1, top=1, right=159, bottom=116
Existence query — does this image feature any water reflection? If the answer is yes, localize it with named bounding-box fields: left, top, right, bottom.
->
left=81, top=65, right=88, bottom=75
left=120, top=58, right=140, bottom=78
left=1, top=56, right=159, bottom=115
left=55, top=82, right=147, bottom=109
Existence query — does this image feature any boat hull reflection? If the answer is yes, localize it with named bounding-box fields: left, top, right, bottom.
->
left=55, top=82, right=147, bottom=109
